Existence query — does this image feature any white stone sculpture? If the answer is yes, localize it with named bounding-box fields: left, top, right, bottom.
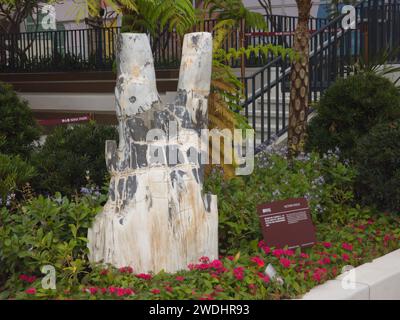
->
left=88, top=32, right=218, bottom=273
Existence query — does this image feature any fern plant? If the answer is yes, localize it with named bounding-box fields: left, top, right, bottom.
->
left=201, top=1, right=295, bottom=179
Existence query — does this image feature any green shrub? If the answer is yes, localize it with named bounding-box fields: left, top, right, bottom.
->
left=0, top=194, right=102, bottom=289
left=354, top=120, right=400, bottom=212
left=31, top=122, right=118, bottom=196
left=0, top=82, right=41, bottom=158
left=0, top=153, right=36, bottom=204
left=306, top=72, right=400, bottom=159
left=205, top=151, right=357, bottom=253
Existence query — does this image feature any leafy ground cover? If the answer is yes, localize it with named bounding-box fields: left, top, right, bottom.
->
left=8, top=211, right=400, bottom=300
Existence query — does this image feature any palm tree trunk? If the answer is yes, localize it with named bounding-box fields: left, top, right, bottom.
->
left=287, top=0, right=312, bottom=158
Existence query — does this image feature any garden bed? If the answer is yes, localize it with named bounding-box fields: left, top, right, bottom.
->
left=4, top=211, right=400, bottom=300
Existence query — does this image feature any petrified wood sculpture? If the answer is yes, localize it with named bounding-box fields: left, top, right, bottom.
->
left=88, top=32, right=218, bottom=273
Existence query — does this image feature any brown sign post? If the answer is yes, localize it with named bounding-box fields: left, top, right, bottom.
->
left=257, top=198, right=316, bottom=249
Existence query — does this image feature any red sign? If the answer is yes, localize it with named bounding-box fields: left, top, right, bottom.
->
left=257, top=198, right=316, bottom=249
left=37, top=114, right=91, bottom=126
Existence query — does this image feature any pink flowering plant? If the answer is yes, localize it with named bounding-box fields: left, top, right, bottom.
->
left=10, top=212, right=400, bottom=300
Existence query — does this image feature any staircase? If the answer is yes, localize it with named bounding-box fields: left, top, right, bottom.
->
left=242, top=0, right=400, bottom=151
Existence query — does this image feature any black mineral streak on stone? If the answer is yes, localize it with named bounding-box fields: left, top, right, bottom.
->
left=174, top=106, right=191, bottom=129
left=119, top=147, right=129, bottom=171
left=130, top=143, right=137, bottom=169
left=134, top=143, right=148, bottom=168
left=205, top=193, right=212, bottom=212
left=129, top=96, right=136, bottom=104
left=191, top=34, right=200, bottom=46
left=117, top=178, right=125, bottom=199
left=176, top=89, right=187, bottom=107
left=192, top=168, right=199, bottom=184
left=195, top=107, right=207, bottom=132
left=178, top=170, right=186, bottom=178
left=168, top=206, right=173, bottom=224
left=109, top=180, right=116, bottom=201
left=106, top=141, right=117, bottom=172
left=154, top=110, right=169, bottom=131
left=126, top=117, right=148, bottom=141
left=145, top=187, right=153, bottom=210
left=126, top=176, right=137, bottom=199
left=170, top=171, right=177, bottom=188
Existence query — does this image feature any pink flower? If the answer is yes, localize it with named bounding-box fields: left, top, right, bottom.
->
left=100, top=269, right=109, bottom=276
left=312, top=271, right=322, bottom=282
left=233, top=267, right=245, bottom=280
left=125, top=288, right=134, bottom=295
left=19, top=274, right=37, bottom=283
left=25, top=288, right=36, bottom=295
left=165, top=286, right=173, bottom=293
left=257, top=272, right=270, bottom=283
left=262, top=246, right=271, bottom=255
left=151, top=288, right=161, bottom=294
left=227, top=256, right=234, bottom=261
left=283, top=249, right=295, bottom=256
left=119, top=266, right=133, bottom=274
left=318, top=257, right=331, bottom=265
left=135, top=273, right=152, bottom=280
left=175, top=276, right=185, bottom=282
left=117, top=288, right=125, bottom=297
left=209, top=259, right=223, bottom=269
left=273, top=249, right=284, bottom=257
left=258, top=240, right=266, bottom=248
left=342, top=243, right=353, bottom=251
left=250, top=256, right=265, bottom=268
left=108, top=286, right=117, bottom=294
left=312, top=268, right=327, bottom=282
left=300, top=253, right=309, bottom=259
left=322, top=242, right=332, bottom=248
left=342, top=253, right=350, bottom=262
left=89, top=287, right=98, bottom=295
left=279, top=257, right=291, bottom=268
left=199, top=256, right=210, bottom=263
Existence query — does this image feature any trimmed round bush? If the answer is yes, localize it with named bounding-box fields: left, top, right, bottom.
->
left=306, top=72, right=400, bottom=159
left=0, top=82, right=41, bottom=158
left=354, top=120, right=400, bottom=212
left=31, top=122, right=118, bottom=196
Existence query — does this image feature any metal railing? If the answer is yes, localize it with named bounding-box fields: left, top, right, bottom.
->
left=0, top=15, right=328, bottom=73
left=241, top=0, right=400, bottom=151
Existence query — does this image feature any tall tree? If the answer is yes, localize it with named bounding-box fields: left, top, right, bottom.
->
left=287, top=0, right=312, bottom=158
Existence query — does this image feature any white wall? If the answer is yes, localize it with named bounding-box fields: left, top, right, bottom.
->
left=242, top=0, right=329, bottom=17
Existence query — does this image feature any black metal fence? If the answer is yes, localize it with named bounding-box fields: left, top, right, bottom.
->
left=0, top=15, right=328, bottom=73
left=241, top=0, right=400, bottom=150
